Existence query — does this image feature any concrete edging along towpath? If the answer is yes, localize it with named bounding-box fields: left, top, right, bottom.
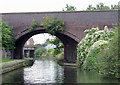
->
left=0, top=59, right=34, bottom=74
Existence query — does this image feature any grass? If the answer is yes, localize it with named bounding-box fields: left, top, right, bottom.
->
left=0, top=60, right=25, bottom=66
left=0, top=58, right=34, bottom=66
left=0, top=57, right=34, bottom=63
left=0, top=58, right=14, bottom=63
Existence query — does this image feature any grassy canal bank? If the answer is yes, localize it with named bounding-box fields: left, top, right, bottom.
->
left=0, top=58, right=34, bottom=74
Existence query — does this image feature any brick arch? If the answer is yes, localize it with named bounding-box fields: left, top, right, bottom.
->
left=14, top=26, right=78, bottom=63
left=15, top=26, right=80, bottom=43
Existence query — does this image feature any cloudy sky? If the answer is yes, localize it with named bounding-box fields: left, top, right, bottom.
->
left=0, top=0, right=119, bottom=13
left=1, top=0, right=119, bottom=44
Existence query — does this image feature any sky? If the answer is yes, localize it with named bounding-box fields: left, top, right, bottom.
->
left=0, top=0, right=119, bottom=44
left=32, top=33, right=55, bottom=44
left=0, top=0, right=119, bottom=13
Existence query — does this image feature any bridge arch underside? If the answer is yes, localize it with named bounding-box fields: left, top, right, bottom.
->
left=14, top=28, right=78, bottom=63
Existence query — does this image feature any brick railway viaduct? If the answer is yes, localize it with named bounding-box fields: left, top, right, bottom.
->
left=1, top=10, right=118, bottom=63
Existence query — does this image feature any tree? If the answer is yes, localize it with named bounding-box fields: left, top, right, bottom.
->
left=86, top=2, right=118, bottom=11
left=96, top=3, right=110, bottom=10
left=111, top=5, right=119, bottom=9
left=63, top=4, right=76, bottom=11
left=0, top=21, right=15, bottom=50
left=49, top=37, right=64, bottom=55
left=87, top=5, right=96, bottom=11
left=45, top=37, right=64, bottom=56
left=35, top=47, right=46, bottom=57
left=45, top=38, right=51, bottom=44
left=41, top=16, right=64, bottom=35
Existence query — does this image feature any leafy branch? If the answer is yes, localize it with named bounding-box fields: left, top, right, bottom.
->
left=41, top=16, right=64, bottom=35
left=29, top=19, right=38, bottom=32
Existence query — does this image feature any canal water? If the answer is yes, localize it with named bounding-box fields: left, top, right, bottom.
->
left=1, top=59, right=120, bottom=84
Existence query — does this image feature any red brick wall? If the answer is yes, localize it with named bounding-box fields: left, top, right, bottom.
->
left=2, top=10, right=118, bottom=43
left=24, top=38, right=36, bottom=47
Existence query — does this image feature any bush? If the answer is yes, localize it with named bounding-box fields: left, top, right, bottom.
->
left=43, top=48, right=54, bottom=57
left=77, top=26, right=114, bottom=67
left=1, top=22, right=15, bottom=50
left=77, top=25, right=120, bottom=78
left=97, top=28, right=120, bottom=78
left=29, top=19, right=38, bottom=32
left=45, top=37, right=64, bottom=57
left=34, top=47, right=46, bottom=57
left=41, top=16, right=64, bottom=35
left=55, top=52, right=64, bottom=61
left=82, top=40, right=108, bottom=71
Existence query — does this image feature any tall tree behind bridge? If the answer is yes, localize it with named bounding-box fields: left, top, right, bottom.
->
left=86, top=2, right=118, bottom=11
left=62, top=4, right=76, bottom=11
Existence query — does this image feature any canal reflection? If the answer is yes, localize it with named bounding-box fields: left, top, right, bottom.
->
left=24, top=60, right=64, bottom=83
left=1, top=59, right=120, bottom=84
left=2, top=67, right=24, bottom=84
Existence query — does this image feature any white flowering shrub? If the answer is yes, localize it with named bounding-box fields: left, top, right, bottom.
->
left=88, top=40, right=108, bottom=54
left=77, top=26, right=114, bottom=67
left=82, top=40, right=108, bottom=71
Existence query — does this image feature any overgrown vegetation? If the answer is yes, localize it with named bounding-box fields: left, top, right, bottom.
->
left=0, top=19, right=2, bottom=48
left=1, top=21, right=15, bottom=50
left=34, top=47, right=47, bottom=57
left=77, top=26, right=114, bottom=67
left=29, top=19, right=38, bottom=32
left=0, top=59, right=24, bottom=66
left=0, top=58, right=13, bottom=63
left=55, top=51, right=64, bottom=62
left=43, top=37, right=64, bottom=61
left=62, top=4, right=76, bottom=11
left=41, top=16, right=64, bottom=35
left=97, top=27, right=120, bottom=78
left=44, top=48, right=55, bottom=57
left=47, top=38, right=64, bottom=56
left=77, top=26, right=120, bottom=78
left=86, top=2, right=118, bottom=11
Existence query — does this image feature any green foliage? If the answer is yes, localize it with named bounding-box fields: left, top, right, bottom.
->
left=111, top=5, right=119, bottom=10
left=44, top=48, right=55, bottom=57
left=41, top=16, right=64, bottom=35
left=44, top=39, right=50, bottom=44
left=44, top=37, right=64, bottom=61
left=29, top=19, right=38, bottom=32
left=82, top=40, right=108, bottom=71
left=49, top=37, right=63, bottom=48
left=86, top=2, right=118, bottom=11
left=26, top=51, right=30, bottom=58
left=87, top=5, right=96, bottom=11
left=77, top=26, right=114, bottom=67
left=63, top=4, right=76, bottom=11
left=0, top=58, right=13, bottom=63
left=97, top=28, right=120, bottom=78
left=1, top=21, right=15, bottom=50
left=77, top=25, right=120, bottom=78
left=34, top=47, right=47, bottom=57
left=55, top=52, right=64, bottom=61
left=48, top=37, right=64, bottom=56
left=0, top=19, right=2, bottom=47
